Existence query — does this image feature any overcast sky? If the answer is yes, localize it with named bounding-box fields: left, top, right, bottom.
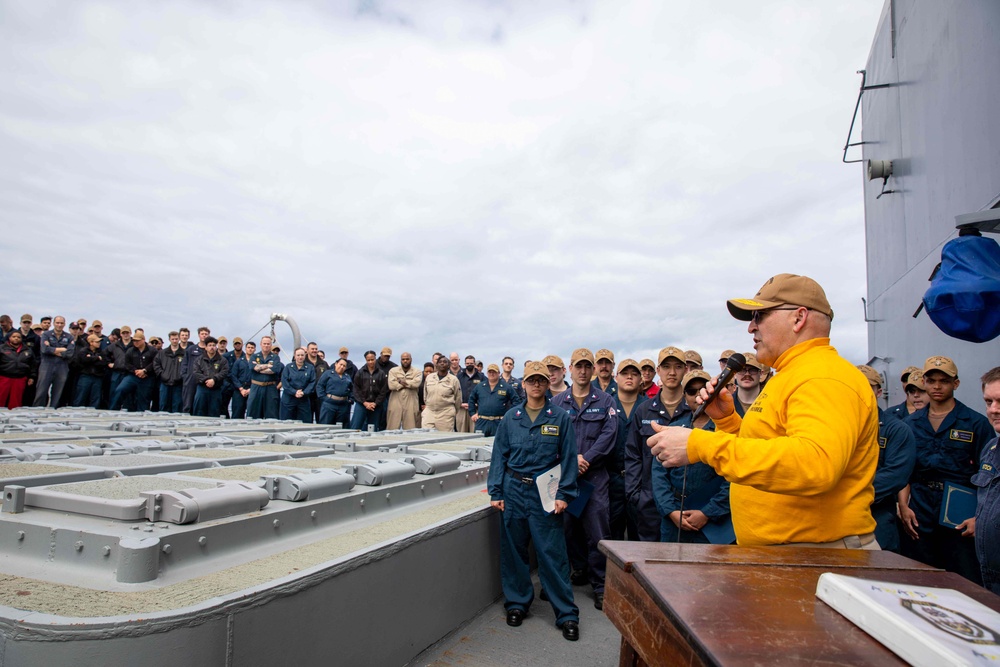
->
left=1, top=0, right=886, bottom=369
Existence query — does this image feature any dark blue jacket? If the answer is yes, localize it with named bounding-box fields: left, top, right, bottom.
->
left=874, top=407, right=916, bottom=504
left=39, top=330, right=75, bottom=366
left=458, top=369, right=486, bottom=402
left=904, top=401, right=994, bottom=486
left=650, top=418, right=729, bottom=520
left=250, top=352, right=284, bottom=384
left=316, top=369, right=353, bottom=401
left=281, top=362, right=316, bottom=397
left=592, top=378, right=618, bottom=398
left=487, top=400, right=579, bottom=504
left=231, top=355, right=253, bottom=391
left=468, top=378, right=519, bottom=417
left=609, top=392, right=648, bottom=473
left=626, top=394, right=692, bottom=512
left=552, top=387, right=618, bottom=470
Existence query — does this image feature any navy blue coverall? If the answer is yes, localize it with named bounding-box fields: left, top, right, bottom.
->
left=902, top=401, right=994, bottom=583
left=650, top=418, right=731, bottom=543
left=626, top=394, right=692, bottom=541
left=974, top=435, right=1000, bottom=594
left=280, top=362, right=316, bottom=423
left=247, top=352, right=283, bottom=419
left=608, top=392, right=647, bottom=541
left=552, top=388, right=617, bottom=594
left=487, top=401, right=579, bottom=626
left=316, top=369, right=353, bottom=427
left=871, top=407, right=916, bottom=552
left=468, top=378, right=519, bottom=437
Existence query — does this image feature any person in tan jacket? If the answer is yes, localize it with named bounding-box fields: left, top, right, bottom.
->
left=387, top=352, right=421, bottom=429
left=423, top=355, right=464, bottom=431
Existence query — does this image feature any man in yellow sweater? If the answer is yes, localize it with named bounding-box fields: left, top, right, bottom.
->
left=648, top=274, right=880, bottom=548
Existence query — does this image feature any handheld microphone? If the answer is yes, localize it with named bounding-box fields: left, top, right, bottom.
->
left=691, top=352, right=746, bottom=420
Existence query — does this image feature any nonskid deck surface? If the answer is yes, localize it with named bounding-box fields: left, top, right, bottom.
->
left=0, top=408, right=493, bottom=610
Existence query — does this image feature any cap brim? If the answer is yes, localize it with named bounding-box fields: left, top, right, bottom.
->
left=727, top=297, right=782, bottom=321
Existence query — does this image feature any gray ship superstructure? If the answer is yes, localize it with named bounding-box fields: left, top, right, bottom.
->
left=856, top=0, right=1000, bottom=404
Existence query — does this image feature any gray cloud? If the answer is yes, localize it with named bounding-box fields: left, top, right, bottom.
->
left=1, top=0, right=882, bottom=367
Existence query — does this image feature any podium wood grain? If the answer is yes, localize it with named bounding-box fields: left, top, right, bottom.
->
left=599, top=541, right=998, bottom=667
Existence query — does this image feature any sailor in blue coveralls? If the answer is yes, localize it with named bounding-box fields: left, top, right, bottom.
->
left=468, top=363, right=518, bottom=437
left=230, top=341, right=254, bottom=420
left=247, top=336, right=283, bottom=419
left=857, top=365, right=915, bottom=552
left=608, top=359, right=647, bottom=541
left=973, top=367, right=1000, bottom=594
left=626, top=347, right=691, bottom=541
left=280, top=347, right=316, bottom=423
left=899, top=357, right=994, bottom=583
left=488, top=360, right=580, bottom=642
left=317, top=359, right=354, bottom=428
left=551, top=348, right=618, bottom=610
left=651, top=370, right=732, bottom=543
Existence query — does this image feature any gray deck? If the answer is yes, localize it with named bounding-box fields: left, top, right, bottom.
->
left=409, top=577, right=620, bottom=667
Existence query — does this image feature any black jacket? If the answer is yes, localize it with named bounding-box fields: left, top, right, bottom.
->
left=124, top=344, right=157, bottom=376
left=74, top=347, right=108, bottom=377
left=194, top=353, right=230, bottom=388
left=0, top=342, right=38, bottom=380
left=352, top=364, right=389, bottom=406
left=154, top=346, right=185, bottom=385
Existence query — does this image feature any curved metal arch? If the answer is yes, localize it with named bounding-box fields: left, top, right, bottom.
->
left=268, top=313, right=302, bottom=353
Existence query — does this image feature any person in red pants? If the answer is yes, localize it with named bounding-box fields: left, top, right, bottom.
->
left=0, top=331, right=38, bottom=408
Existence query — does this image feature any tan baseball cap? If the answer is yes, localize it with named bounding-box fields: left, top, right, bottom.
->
left=570, top=348, right=596, bottom=366
left=233, top=337, right=243, bottom=344
left=899, top=365, right=921, bottom=383
left=132, top=331, right=145, bottom=341
left=87, top=334, right=102, bottom=345
left=217, top=336, right=227, bottom=344
left=381, top=347, right=392, bottom=356
left=905, top=370, right=926, bottom=390
left=595, top=348, right=615, bottom=363
left=856, top=365, right=883, bottom=387
left=640, top=358, right=656, bottom=370
left=743, top=352, right=764, bottom=371
left=92, top=320, right=103, bottom=327
left=617, top=358, right=641, bottom=374
left=487, top=363, right=500, bottom=373
left=657, top=346, right=686, bottom=366
left=719, top=349, right=736, bottom=362
left=522, top=361, right=549, bottom=381
left=727, top=273, right=834, bottom=321
left=682, top=369, right=712, bottom=390
left=20, top=314, right=32, bottom=323
left=543, top=354, right=564, bottom=369
left=923, top=356, right=958, bottom=378
left=120, top=326, right=132, bottom=334
left=339, top=346, right=348, bottom=353
left=684, top=350, right=703, bottom=365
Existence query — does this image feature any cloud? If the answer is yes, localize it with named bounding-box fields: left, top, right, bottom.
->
left=0, top=0, right=883, bottom=366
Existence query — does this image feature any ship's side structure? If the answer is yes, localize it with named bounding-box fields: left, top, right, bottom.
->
left=861, top=0, right=1000, bottom=405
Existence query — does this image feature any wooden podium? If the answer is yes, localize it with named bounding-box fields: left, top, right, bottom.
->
left=599, top=541, right=1000, bottom=667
